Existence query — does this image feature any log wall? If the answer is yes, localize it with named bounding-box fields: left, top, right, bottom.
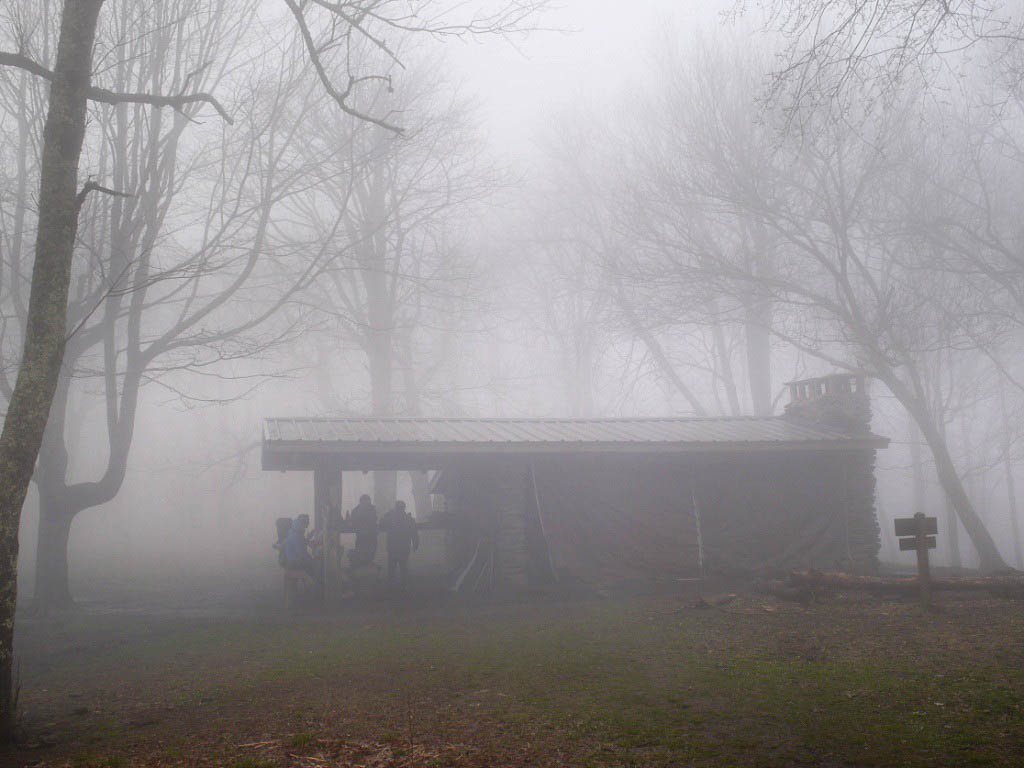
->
left=443, top=447, right=882, bottom=590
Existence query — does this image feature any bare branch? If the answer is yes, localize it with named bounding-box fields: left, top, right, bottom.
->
left=74, top=180, right=131, bottom=214
left=0, top=50, right=52, bottom=80
left=85, top=83, right=233, bottom=124
left=282, top=0, right=402, bottom=132
left=0, top=50, right=233, bottom=124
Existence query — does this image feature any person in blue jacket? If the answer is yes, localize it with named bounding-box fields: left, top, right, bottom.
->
left=284, top=514, right=319, bottom=582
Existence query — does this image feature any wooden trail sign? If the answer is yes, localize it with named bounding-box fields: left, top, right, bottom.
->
left=894, top=513, right=938, bottom=606
left=899, top=536, right=936, bottom=551
left=894, top=516, right=937, bottom=537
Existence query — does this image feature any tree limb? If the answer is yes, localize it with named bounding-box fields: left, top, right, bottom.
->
left=74, top=181, right=132, bottom=214
left=0, top=51, right=52, bottom=80
left=281, top=0, right=402, bottom=133
left=86, top=83, right=232, bottom=124
left=0, top=50, right=232, bottom=124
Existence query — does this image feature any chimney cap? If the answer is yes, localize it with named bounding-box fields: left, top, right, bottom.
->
left=784, top=372, right=864, bottom=386
left=786, top=373, right=867, bottom=404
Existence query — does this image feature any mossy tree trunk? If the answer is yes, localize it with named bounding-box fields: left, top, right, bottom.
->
left=0, top=0, right=104, bottom=739
left=31, top=500, right=74, bottom=611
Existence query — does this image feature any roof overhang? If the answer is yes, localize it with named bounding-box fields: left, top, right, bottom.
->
left=261, top=421, right=889, bottom=472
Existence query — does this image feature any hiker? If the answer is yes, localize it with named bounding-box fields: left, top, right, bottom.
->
left=283, top=513, right=319, bottom=582
left=379, top=500, right=419, bottom=587
left=273, top=517, right=293, bottom=567
left=348, top=494, right=378, bottom=567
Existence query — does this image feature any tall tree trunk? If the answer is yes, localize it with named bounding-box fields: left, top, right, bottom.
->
left=0, top=0, right=104, bottom=739
left=373, top=466, right=397, bottom=512
left=911, top=400, right=1007, bottom=571
left=743, top=302, right=772, bottom=416
left=743, top=227, right=773, bottom=417
left=398, top=334, right=433, bottom=521
left=909, top=418, right=927, bottom=518
left=959, top=410, right=984, bottom=564
left=611, top=281, right=707, bottom=416
left=931, top=377, right=962, bottom=568
left=1006, top=453, right=1022, bottom=569
left=409, top=470, right=431, bottom=521
left=999, top=378, right=1023, bottom=568
left=944, top=494, right=962, bottom=570
left=32, top=382, right=75, bottom=612
left=368, top=316, right=395, bottom=513
left=570, top=331, right=595, bottom=417
left=32, top=498, right=74, bottom=612
left=710, top=316, right=742, bottom=416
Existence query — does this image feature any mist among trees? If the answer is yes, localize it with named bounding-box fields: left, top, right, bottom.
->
left=2, top=0, right=1024, bottom=758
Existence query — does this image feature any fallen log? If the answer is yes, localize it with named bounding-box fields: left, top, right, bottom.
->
left=787, top=570, right=1024, bottom=597
left=694, top=592, right=737, bottom=609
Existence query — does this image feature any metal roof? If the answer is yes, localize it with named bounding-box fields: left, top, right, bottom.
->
left=262, top=416, right=888, bottom=471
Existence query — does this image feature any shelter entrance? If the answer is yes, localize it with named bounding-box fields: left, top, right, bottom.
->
left=291, top=463, right=451, bottom=603
left=262, top=399, right=888, bottom=599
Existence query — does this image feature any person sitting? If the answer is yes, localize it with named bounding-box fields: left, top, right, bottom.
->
left=379, top=500, right=419, bottom=588
left=283, top=514, right=319, bottom=583
left=347, top=494, right=378, bottom=568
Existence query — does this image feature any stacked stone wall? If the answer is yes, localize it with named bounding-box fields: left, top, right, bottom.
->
left=493, top=464, right=530, bottom=589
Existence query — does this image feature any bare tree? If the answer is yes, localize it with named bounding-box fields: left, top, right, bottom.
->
left=290, top=56, right=496, bottom=510
left=524, top=107, right=715, bottom=418
left=22, top=3, right=338, bottom=611
left=0, top=0, right=548, bottom=737
left=607, top=35, right=1013, bottom=569
left=610, top=38, right=782, bottom=417
left=998, top=375, right=1024, bottom=566
left=751, top=1, right=1024, bottom=119
left=0, top=2, right=177, bottom=733
left=709, top=91, right=1010, bottom=569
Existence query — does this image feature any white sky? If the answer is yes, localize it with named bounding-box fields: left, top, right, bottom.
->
left=446, top=0, right=734, bottom=158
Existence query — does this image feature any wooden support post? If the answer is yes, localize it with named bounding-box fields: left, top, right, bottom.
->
left=528, top=461, right=558, bottom=583
left=689, top=468, right=705, bottom=579
left=895, top=512, right=938, bottom=607
left=313, top=463, right=343, bottom=604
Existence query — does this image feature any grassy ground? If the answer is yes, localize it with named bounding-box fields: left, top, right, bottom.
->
left=6, top=588, right=1024, bottom=767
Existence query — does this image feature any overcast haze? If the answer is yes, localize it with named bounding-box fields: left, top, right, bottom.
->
left=4, top=0, right=1024, bottom=760
left=1, top=0, right=1017, bottom=602
left=451, top=0, right=733, bottom=158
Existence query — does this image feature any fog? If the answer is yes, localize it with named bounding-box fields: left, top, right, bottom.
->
left=7, top=1, right=1024, bottom=762
left=3, top=0, right=1024, bottom=607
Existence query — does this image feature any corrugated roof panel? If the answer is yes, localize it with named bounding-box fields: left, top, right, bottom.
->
left=262, top=416, right=883, bottom=447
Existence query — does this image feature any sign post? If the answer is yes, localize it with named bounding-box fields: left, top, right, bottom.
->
left=894, top=512, right=938, bottom=606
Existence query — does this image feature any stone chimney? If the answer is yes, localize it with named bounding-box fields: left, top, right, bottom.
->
left=784, top=373, right=871, bottom=434
left=785, top=373, right=880, bottom=574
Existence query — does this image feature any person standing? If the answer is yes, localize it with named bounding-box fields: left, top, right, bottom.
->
left=379, top=501, right=419, bottom=588
left=283, top=514, right=319, bottom=583
left=348, top=494, right=378, bottom=567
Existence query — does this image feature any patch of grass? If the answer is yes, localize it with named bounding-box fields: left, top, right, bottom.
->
left=70, top=757, right=124, bottom=768
left=289, top=731, right=316, bottom=749
left=15, top=593, right=1024, bottom=766
left=230, top=759, right=274, bottom=768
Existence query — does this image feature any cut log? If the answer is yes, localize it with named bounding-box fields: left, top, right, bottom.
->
left=787, top=570, right=1024, bottom=597
left=694, top=593, right=737, bottom=609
